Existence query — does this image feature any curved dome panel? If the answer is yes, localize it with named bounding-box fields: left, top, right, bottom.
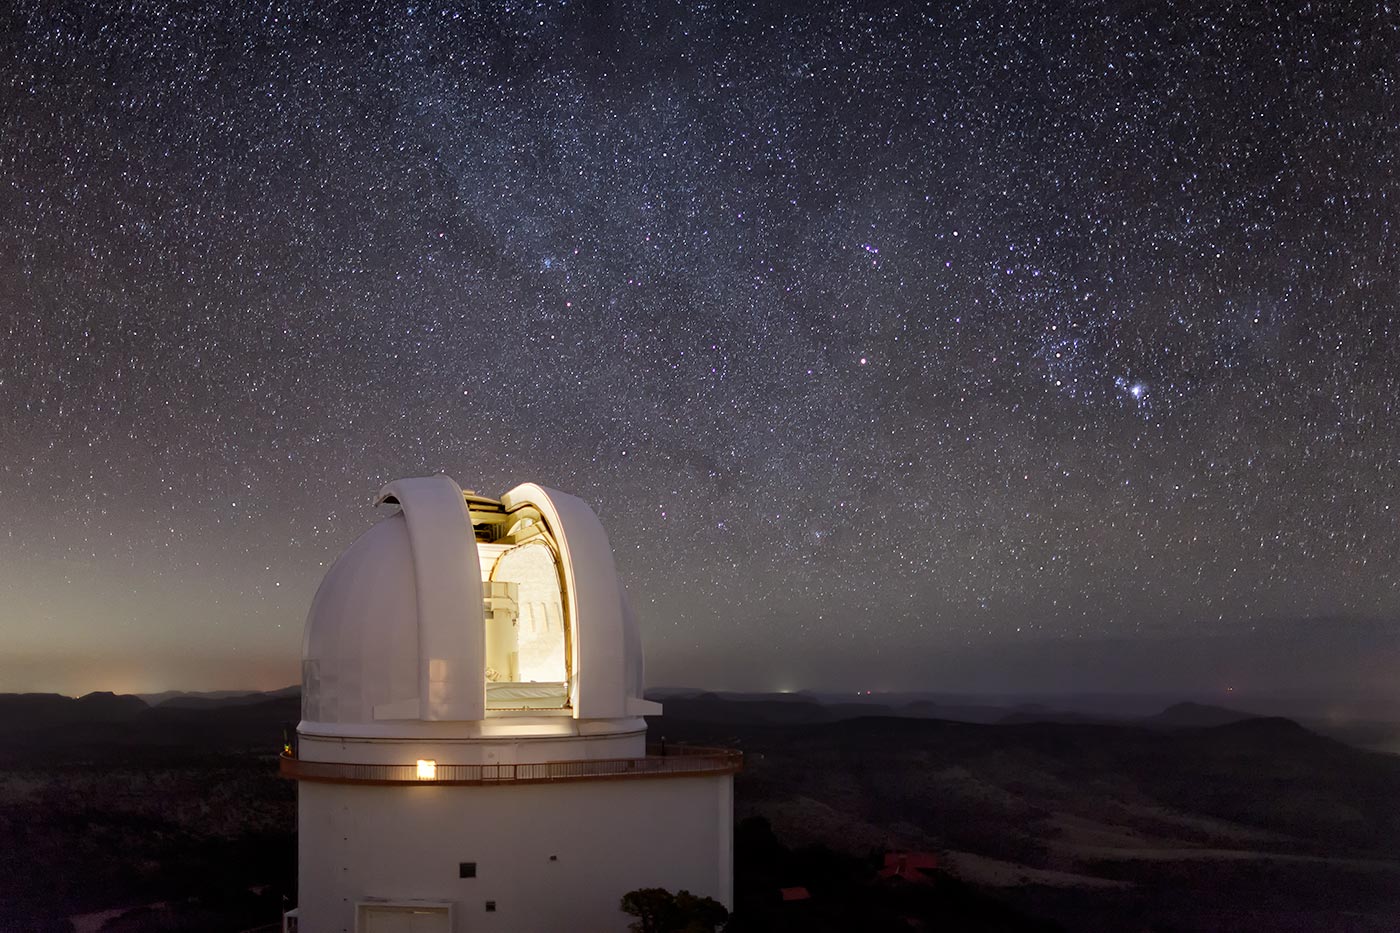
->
left=374, top=475, right=484, bottom=721
left=302, top=513, right=420, bottom=725
left=501, top=483, right=631, bottom=718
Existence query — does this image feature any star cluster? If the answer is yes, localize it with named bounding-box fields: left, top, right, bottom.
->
left=1, top=1, right=1396, bottom=694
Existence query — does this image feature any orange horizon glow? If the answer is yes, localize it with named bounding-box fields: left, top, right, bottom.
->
left=0, top=654, right=301, bottom=698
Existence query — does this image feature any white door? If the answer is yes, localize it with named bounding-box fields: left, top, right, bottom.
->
left=359, top=905, right=451, bottom=933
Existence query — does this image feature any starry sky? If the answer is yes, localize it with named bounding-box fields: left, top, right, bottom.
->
left=1, top=1, right=1397, bottom=699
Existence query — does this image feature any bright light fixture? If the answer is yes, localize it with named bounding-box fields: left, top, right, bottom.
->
left=416, top=759, right=437, bottom=780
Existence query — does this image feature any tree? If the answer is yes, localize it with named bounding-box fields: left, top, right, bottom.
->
left=621, top=887, right=729, bottom=933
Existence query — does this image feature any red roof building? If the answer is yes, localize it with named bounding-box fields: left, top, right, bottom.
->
left=879, top=851, right=940, bottom=882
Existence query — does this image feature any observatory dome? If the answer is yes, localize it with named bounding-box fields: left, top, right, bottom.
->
left=300, top=475, right=652, bottom=736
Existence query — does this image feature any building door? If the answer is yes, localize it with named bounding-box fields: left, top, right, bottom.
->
left=358, top=904, right=451, bottom=933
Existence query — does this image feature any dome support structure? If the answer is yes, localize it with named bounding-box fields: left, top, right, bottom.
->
left=287, top=474, right=734, bottom=932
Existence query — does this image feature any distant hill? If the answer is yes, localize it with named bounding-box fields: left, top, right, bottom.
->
left=142, top=686, right=299, bottom=708
left=653, top=691, right=1055, bottom=727
left=138, top=694, right=302, bottom=748
left=657, top=693, right=844, bottom=725
left=897, top=699, right=1018, bottom=724
left=0, top=691, right=148, bottom=733
left=0, top=689, right=298, bottom=761
left=647, top=692, right=1267, bottom=732
left=1142, top=701, right=1260, bottom=728
left=997, top=705, right=1116, bottom=726
left=0, top=687, right=305, bottom=740
left=76, top=690, right=149, bottom=717
left=996, top=700, right=1266, bottom=728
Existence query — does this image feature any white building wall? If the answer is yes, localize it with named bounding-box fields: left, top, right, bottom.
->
left=298, top=775, right=733, bottom=933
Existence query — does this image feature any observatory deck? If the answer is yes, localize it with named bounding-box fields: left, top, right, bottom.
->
left=280, top=744, right=741, bottom=786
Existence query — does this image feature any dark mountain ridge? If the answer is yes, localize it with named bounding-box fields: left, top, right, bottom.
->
left=0, top=691, right=149, bottom=732
left=152, top=685, right=300, bottom=710
left=1142, top=701, right=1259, bottom=728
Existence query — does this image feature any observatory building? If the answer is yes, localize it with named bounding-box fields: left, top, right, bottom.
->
left=281, top=475, right=738, bottom=933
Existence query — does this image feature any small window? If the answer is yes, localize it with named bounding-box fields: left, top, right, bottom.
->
left=459, top=862, right=476, bottom=878
left=485, top=901, right=497, bottom=912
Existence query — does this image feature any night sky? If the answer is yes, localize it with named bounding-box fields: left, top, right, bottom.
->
left=2, top=1, right=1397, bottom=699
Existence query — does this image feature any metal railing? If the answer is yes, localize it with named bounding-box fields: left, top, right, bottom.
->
left=279, top=744, right=741, bottom=786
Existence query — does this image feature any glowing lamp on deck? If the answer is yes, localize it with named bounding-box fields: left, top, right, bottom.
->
left=416, top=759, right=436, bottom=780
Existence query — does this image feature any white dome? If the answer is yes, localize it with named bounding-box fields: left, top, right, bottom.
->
left=301, top=474, right=654, bottom=734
